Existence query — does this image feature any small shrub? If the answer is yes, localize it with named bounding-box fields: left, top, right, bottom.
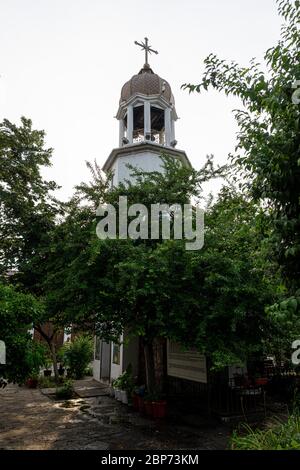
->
left=112, top=365, right=134, bottom=393
left=231, top=414, right=300, bottom=450
left=26, top=341, right=47, bottom=380
left=84, top=366, right=93, bottom=377
left=38, top=376, right=56, bottom=388
left=59, top=335, right=93, bottom=380
left=55, top=380, right=74, bottom=400
left=42, top=355, right=53, bottom=370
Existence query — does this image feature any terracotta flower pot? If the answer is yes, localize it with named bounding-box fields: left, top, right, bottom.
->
left=152, top=400, right=167, bottom=419
left=144, top=400, right=153, bottom=418
left=26, top=378, right=38, bottom=389
left=255, top=377, right=268, bottom=386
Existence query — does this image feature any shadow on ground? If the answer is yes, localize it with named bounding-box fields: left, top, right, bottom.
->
left=0, top=379, right=230, bottom=450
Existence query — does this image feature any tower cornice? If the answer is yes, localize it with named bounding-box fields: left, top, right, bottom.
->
left=102, top=141, right=191, bottom=174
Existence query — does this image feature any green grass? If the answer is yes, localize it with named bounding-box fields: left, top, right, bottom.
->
left=231, top=414, right=300, bottom=450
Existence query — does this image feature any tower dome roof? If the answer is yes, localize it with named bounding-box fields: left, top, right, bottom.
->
left=120, top=65, right=175, bottom=105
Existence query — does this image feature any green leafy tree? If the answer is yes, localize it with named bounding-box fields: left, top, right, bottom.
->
left=40, top=156, right=226, bottom=391
left=0, top=117, right=60, bottom=276
left=186, top=187, right=278, bottom=366
left=183, top=0, right=299, bottom=290
left=183, top=0, right=300, bottom=360
left=0, top=117, right=67, bottom=381
left=0, top=283, right=46, bottom=383
left=44, top=158, right=276, bottom=391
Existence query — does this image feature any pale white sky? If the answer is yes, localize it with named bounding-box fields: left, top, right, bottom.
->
left=0, top=0, right=282, bottom=200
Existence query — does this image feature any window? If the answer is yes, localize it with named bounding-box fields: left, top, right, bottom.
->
left=132, top=104, right=144, bottom=142
left=112, top=342, right=120, bottom=364
left=151, top=106, right=165, bottom=144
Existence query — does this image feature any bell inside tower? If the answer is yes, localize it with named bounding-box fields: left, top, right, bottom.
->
left=122, top=103, right=167, bottom=145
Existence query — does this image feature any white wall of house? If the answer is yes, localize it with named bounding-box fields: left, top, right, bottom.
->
left=63, top=330, right=71, bottom=343
left=93, top=359, right=101, bottom=381
left=110, top=336, right=123, bottom=381
left=109, top=335, right=140, bottom=382
left=93, top=336, right=101, bottom=381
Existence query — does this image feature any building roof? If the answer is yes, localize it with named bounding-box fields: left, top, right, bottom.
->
left=120, top=64, right=175, bottom=105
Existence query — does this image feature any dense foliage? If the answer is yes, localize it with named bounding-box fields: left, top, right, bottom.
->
left=183, top=0, right=300, bottom=287
left=40, top=157, right=277, bottom=390
left=0, top=0, right=298, bottom=395
left=0, top=117, right=60, bottom=277
left=183, top=0, right=300, bottom=357
left=231, top=414, right=300, bottom=450
left=0, top=283, right=46, bottom=383
left=59, top=335, right=93, bottom=380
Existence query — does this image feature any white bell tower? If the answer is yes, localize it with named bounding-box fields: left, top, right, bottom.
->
left=94, top=39, right=193, bottom=384
left=102, top=38, right=191, bottom=185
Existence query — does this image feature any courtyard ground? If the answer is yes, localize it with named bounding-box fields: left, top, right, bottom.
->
left=0, top=380, right=230, bottom=450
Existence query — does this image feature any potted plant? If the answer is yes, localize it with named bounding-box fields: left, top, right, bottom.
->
left=58, top=363, right=65, bottom=376
left=255, top=377, right=268, bottom=386
left=57, top=348, right=67, bottom=377
left=152, top=399, right=167, bottom=418
left=26, top=374, right=39, bottom=389
left=133, top=385, right=146, bottom=414
left=112, top=378, right=122, bottom=400
left=121, top=367, right=134, bottom=404
left=150, top=390, right=167, bottom=419
left=112, top=366, right=134, bottom=404
left=43, top=357, right=52, bottom=377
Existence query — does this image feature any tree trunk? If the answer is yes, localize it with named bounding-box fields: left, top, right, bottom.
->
left=143, top=340, right=156, bottom=394
left=35, top=325, right=60, bottom=383
left=152, top=337, right=166, bottom=394
left=49, top=341, right=59, bottom=383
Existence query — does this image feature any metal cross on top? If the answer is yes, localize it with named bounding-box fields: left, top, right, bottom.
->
left=134, top=37, right=158, bottom=67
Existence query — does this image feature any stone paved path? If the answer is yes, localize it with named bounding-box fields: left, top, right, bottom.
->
left=0, top=382, right=230, bottom=450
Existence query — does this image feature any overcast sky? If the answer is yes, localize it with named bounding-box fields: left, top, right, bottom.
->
left=0, top=0, right=282, bottom=200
